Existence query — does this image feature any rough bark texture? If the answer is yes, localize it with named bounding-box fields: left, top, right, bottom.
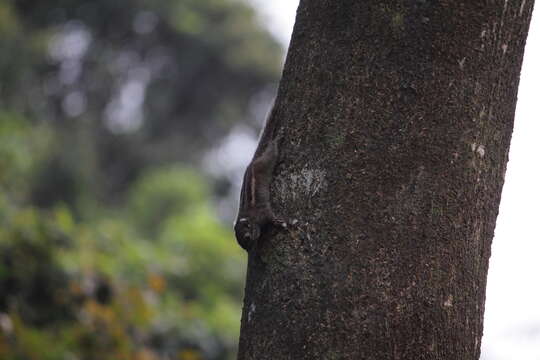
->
left=238, top=1, right=535, bottom=359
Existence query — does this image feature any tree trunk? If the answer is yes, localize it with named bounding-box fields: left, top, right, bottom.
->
left=238, top=1, right=535, bottom=359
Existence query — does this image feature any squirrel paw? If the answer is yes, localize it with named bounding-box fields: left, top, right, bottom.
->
left=272, top=217, right=288, bottom=229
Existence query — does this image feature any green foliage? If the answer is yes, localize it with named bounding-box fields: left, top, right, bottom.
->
left=0, top=0, right=279, bottom=357
left=0, top=113, right=53, bottom=204
left=126, top=167, right=209, bottom=236
left=3, top=0, right=282, bottom=207
left=0, top=117, right=247, bottom=358
left=0, top=2, right=20, bottom=35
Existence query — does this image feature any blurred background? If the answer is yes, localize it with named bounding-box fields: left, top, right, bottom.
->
left=0, top=0, right=538, bottom=359
left=0, top=0, right=283, bottom=359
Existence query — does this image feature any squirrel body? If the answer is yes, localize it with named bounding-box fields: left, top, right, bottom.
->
left=234, top=104, right=286, bottom=251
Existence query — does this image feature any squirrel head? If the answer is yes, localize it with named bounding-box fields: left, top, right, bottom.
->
left=234, top=218, right=261, bottom=251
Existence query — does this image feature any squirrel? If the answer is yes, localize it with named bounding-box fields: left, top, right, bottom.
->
left=234, top=103, right=287, bottom=251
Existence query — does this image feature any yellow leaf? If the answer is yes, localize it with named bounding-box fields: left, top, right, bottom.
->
left=148, top=273, right=167, bottom=293
left=178, top=349, right=202, bottom=360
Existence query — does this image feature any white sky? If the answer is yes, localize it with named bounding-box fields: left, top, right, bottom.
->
left=248, top=1, right=540, bottom=358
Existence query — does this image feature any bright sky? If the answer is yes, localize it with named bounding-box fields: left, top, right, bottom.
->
left=249, top=2, right=540, bottom=359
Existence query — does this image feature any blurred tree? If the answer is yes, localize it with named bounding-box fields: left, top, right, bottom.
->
left=2, top=0, right=282, bottom=208
left=0, top=0, right=280, bottom=358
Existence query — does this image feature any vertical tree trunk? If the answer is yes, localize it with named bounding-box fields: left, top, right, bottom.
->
left=238, top=1, right=535, bottom=359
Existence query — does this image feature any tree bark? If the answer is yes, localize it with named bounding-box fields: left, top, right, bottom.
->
left=238, top=1, right=535, bottom=359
